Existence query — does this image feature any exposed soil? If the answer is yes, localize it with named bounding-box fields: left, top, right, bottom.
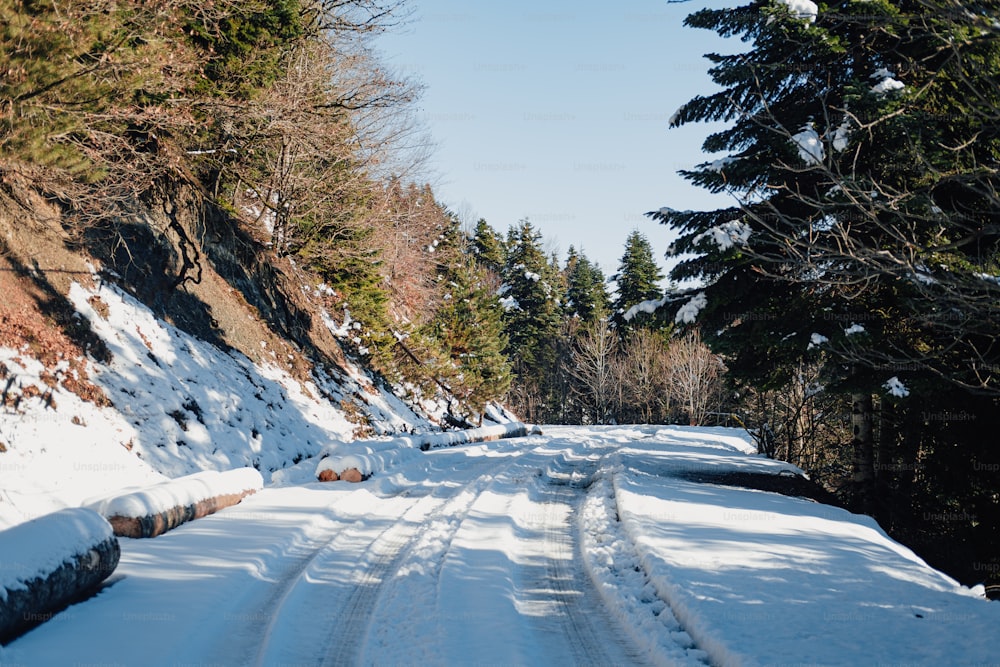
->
left=0, top=162, right=353, bottom=404
left=0, top=256, right=110, bottom=406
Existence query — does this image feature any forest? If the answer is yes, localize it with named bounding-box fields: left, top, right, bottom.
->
left=1, top=0, right=996, bottom=595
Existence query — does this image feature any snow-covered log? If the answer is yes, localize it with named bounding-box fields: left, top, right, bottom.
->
left=87, top=468, right=263, bottom=538
left=0, top=508, right=120, bottom=644
left=316, top=422, right=538, bottom=482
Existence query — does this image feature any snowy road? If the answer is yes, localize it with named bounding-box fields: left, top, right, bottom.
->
left=4, top=426, right=999, bottom=666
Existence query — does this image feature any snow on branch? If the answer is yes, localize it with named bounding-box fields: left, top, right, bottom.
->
left=870, top=68, right=905, bottom=95
left=791, top=123, right=825, bottom=165
left=884, top=376, right=911, bottom=398
left=623, top=295, right=669, bottom=322
left=675, top=292, right=708, bottom=324
left=775, top=0, right=818, bottom=23
left=693, top=221, right=752, bottom=251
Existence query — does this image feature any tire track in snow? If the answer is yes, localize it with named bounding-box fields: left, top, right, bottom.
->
left=360, top=449, right=527, bottom=665
left=253, top=490, right=440, bottom=667
left=253, top=445, right=527, bottom=667
left=533, top=452, right=651, bottom=666
left=186, top=490, right=359, bottom=667
left=578, top=465, right=710, bottom=667
left=319, top=517, right=419, bottom=667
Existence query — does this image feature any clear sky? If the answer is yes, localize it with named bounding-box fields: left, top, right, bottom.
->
left=375, top=0, right=740, bottom=278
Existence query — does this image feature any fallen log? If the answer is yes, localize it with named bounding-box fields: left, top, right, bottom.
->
left=88, top=468, right=263, bottom=538
left=0, top=508, right=120, bottom=644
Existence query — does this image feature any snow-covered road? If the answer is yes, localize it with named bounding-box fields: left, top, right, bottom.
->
left=4, top=426, right=999, bottom=666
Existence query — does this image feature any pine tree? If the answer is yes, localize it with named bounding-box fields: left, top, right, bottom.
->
left=424, top=216, right=512, bottom=418
left=471, top=218, right=507, bottom=276
left=611, top=231, right=665, bottom=330
left=564, top=246, right=611, bottom=324
left=654, top=0, right=999, bottom=587
left=500, top=220, right=563, bottom=421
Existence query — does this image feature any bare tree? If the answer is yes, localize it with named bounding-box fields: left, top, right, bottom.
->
left=664, top=331, right=724, bottom=426
left=616, top=328, right=670, bottom=423
left=569, top=318, right=617, bottom=424
left=738, top=362, right=851, bottom=476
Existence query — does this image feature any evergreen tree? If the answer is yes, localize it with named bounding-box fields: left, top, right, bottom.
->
left=500, top=220, right=563, bottom=421
left=611, top=230, right=665, bottom=330
left=424, top=216, right=512, bottom=418
left=564, top=246, right=611, bottom=324
left=471, top=218, right=507, bottom=275
left=654, top=0, right=999, bottom=589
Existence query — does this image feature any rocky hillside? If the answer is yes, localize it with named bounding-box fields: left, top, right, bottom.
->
left=0, top=166, right=484, bottom=527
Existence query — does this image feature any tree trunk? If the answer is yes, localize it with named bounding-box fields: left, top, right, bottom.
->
left=851, top=392, right=876, bottom=514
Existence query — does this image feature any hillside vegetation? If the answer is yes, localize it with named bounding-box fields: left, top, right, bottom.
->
left=0, top=0, right=511, bottom=424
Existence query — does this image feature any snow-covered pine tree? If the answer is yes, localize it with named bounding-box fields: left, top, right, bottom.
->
left=471, top=218, right=507, bottom=276
left=425, top=216, right=512, bottom=419
left=611, top=230, right=665, bottom=331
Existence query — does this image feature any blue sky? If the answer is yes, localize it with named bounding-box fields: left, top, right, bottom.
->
left=376, top=0, right=740, bottom=277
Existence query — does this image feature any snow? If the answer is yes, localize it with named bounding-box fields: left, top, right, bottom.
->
left=0, top=348, right=167, bottom=528
left=608, top=436, right=993, bottom=666
left=872, top=77, right=905, bottom=94
left=2, top=425, right=998, bottom=665
left=313, top=423, right=532, bottom=479
left=975, top=272, right=1000, bottom=285
left=845, top=323, right=866, bottom=335
left=884, top=376, right=911, bottom=398
left=832, top=116, right=852, bottom=151
left=776, top=0, right=818, bottom=23
left=499, top=295, right=520, bottom=311
left=704, top=156, right=736, bottom=172
left=0, top=507, right=114, bottom=604
left=693, top=220, right=752, bottom=251
left=85, top=468, right=263, bottom=519
left=870, top=68, right=905, bottom=95
left=0, top=276, right=440, bottom=529
left=2, top=272, right=998, bottom=663
left=0, top=508, right=113, bottom=601
left=623, top=295, right=669, bottom=322
left=815, top=214, right=838, bottom=231
left=791, top=123, right=825, bottom=165
left=675, top=292, right=708, bottom=324
left=808, top=331, right=829, bottom=349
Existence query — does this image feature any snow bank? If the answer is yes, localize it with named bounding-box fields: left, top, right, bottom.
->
left=65, top=280, right=430, bottom=483
left=604, top=442, right=1000, bottom=667
left=578, top=472, right=708, bottom=666
left=86, top=468, right=263, bottom=538
left=0, top=347, right=166, bottom=529
left=315, top=423, right=534, bottom=480
left=0, top=508, right=119, bottom=642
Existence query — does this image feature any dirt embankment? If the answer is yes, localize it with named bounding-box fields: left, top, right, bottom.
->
left=0, top=164, right=354, bottom=404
